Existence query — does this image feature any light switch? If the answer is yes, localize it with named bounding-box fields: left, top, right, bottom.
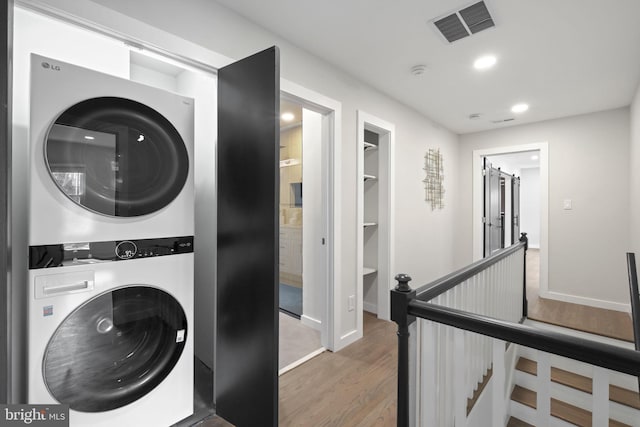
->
left=563, top=199, right=572, bottom=210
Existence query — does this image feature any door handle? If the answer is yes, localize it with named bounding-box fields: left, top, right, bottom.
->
left=43, top=280, right=91, bottom=295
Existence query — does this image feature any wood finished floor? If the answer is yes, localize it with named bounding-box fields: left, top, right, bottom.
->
left=525, top=249, right=634, bottom=342
left=279, top=311, right=397, bottom=426
left=196, top=312, right=396, bottom=427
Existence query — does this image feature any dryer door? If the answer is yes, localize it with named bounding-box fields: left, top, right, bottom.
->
left=42, top=286, right=187, bottom=412
left=44, top=97, right=189, bottom=217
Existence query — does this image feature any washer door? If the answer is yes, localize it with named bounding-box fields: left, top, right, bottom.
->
left=43, top=286, right=188, bottom=412
left=44, top=97, right=189, bottom=217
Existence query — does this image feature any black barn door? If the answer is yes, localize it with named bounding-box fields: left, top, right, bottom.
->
left=216, top=47, right=279, bottom=426
left=511, top=176, right=521, bottom=244
left=1, top=0, right=12, bottom=405
left=483, top=158, right=502, bottom=257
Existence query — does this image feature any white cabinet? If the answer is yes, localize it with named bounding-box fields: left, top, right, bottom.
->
left=279, top=225, right=302, bottom=286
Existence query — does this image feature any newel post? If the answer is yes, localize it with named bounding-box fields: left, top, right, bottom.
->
left=391, top=274, right=416, bottom=427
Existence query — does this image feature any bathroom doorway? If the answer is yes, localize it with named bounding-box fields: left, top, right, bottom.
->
left=278, top=96, right=327, bottom=373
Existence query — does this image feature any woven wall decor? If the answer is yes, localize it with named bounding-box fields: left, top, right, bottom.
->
left=423, top=148, right=445, bottom=210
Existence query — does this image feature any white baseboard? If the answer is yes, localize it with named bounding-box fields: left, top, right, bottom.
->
left=335, top=329, right=361, bottom=351
left=363, top=301, right=377, bottom=314
left=300, top=314, right=322, bottom=331
left=540, top=290, right=630, bottom=313
left=278, top=347, right=325, bottom=376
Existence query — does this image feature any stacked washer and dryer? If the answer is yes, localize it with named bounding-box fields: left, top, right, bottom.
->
left=27, top=54, right=195, bottom=426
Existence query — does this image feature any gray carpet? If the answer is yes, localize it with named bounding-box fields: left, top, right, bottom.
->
left=279, top=312, right=322, bottom=370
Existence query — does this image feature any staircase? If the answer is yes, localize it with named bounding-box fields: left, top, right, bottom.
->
left=506, top=339, right=640, bottom=427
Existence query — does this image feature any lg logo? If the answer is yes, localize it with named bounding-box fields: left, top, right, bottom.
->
left=41, top=61, right=61, bottom=71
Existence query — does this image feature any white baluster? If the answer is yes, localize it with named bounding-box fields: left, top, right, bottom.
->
left=420, top=320, right=438, bottom=427
left=537, top=351, right=551, bottom=427
left=454, top=328, right=467, bottom=427
left=592, top=366, right=610, bottom=427
left=492, top=338, right=506, bottom=427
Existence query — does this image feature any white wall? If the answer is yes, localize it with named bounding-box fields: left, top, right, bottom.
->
left=520, top=167, right=541, bottom=248
left=37, top=0, right=461, bottom=344
left=458, top=108, right=631, bottom=309
left=630, top=83, right=640, bottom=255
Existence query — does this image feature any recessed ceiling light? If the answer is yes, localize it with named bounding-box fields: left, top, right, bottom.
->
left=281, top=112, right=295, bottom=122
left=473, top=55, right=496, bottom=70
left=511, top=103, right=529, bottom=113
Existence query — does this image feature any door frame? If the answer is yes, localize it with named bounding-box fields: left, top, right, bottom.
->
left=281, top=79, right=341, bottom=351
left=473, top=142, right=549, bottom=296
left=356, top=111, right=395, bottom=329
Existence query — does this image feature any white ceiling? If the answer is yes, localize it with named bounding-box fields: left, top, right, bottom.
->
left=214, top=0, right=640, bottom=134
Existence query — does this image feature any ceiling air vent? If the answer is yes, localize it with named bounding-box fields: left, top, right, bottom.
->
left=432, top=1, right=495, bottom=43
left=491, top=118, right=515, bottom=124
left=433, top=14, right=469, bottom=43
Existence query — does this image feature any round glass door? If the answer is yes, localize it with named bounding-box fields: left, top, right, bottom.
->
left=44, top=97, right=189, bottom=217
left=43, top=286, right=188, bottom=412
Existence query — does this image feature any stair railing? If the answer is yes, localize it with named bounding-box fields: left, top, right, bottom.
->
left=626, top=252, right=640, bottom=392
left=393, top=236, right=640, bottom=427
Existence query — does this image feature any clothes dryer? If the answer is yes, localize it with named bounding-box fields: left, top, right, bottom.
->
left=27, top=54, right=195, bottom=426
left=28, top=237, right=194, bottom=426
left=29, top=53, right=194, bottom=246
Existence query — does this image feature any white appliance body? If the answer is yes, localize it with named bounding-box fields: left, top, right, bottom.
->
left=27, top=54, right=195, bottom=426
left=29, top=53, right=194, bottom=246
left=28, top=253, right=194, bottom=427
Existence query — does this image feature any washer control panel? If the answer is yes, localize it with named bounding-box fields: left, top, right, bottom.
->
left=29, top=236, right=194, bottom=269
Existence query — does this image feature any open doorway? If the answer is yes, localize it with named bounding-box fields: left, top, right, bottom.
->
left=278, top=87, right=341, bottom=371
left=278, top=97, right=323, bottom=373
left=356, top=111, right=395, bottom=342
left=482, top=148, right=545, bottom=311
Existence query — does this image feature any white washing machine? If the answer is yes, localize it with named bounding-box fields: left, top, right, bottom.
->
left=29, top=53, right=194, bottom=245
left=27, top=240, right=194, bottom=427
left=27, top=54, right=195, bottom=426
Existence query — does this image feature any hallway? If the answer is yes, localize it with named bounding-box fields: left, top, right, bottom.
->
left=526, top=249, right=634, bottom=342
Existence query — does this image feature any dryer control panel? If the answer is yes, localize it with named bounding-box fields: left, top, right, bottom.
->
left=29, top=236, right=194, bottom=269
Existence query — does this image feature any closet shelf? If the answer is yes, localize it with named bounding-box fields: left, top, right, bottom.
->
left=363, top=267, right=377, bottom=276
left=363, top=174, right=377, bottom=181
left=363, top=141, right=378, bottom=151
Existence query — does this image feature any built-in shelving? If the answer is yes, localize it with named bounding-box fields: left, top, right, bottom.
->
left=362, top=128, right=379, bottom=315
left=363, top=267, right=377, bottom=276
left=358, top=111, right=395, bottom=323
left=364, top=141, right=378, bottom=151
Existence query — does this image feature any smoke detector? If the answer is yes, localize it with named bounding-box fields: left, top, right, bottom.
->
left=411, top=64, right=427, bottom=76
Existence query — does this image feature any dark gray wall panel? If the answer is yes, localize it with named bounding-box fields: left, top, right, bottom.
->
left=216, top=46, right=279, bottom=426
